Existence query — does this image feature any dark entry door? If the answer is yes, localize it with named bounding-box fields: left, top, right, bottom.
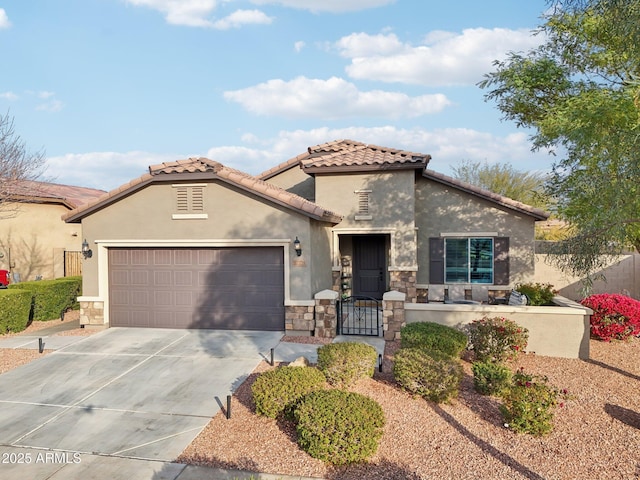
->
left=353, top=235, right=387, bottom=299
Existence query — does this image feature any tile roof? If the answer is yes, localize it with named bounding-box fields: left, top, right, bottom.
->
left=3, top=180, right=106, bottom=209
left=423, top=169, right=549, bottom=221
left=63, top=158, right=342, bottom=224
left=301, top=139, right=431, bottom=172
left=258, top=139, right=431, bottom=179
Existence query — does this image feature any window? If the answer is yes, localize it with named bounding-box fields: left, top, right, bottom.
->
left=445, top=238, right=493, bottom=284
left=172, top=184, right=207, bottom=219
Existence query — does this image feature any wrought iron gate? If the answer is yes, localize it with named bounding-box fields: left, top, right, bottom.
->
left=337, top=296, right=381, bottom=336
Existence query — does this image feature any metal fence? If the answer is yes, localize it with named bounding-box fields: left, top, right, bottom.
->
left=337, top=296, right=381, bottom=336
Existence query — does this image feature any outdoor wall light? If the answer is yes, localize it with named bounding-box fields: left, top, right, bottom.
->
left=82, top=239, right=93, bottom=259
left=293, top=237, right=302, bottom=256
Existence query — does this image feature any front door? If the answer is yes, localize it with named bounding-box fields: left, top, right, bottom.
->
left=353, top=235, right=387, bottom=299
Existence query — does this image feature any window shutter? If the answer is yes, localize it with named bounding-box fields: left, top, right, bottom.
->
left=494, top=237, right=510, bottom=285
left=191, top=186, right=204, bottom=212
left=176, top=187, right=189, bottom=212
left=429, top=237, right=445, bottom=284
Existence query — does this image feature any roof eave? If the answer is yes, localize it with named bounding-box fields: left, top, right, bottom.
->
left=63, top=176, right=156, bottom=223
left=303, top=162, right=428, bottom=176
left=423, top=169, right=550, bottom=221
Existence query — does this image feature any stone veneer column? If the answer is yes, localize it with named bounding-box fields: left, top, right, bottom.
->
left=388, top=271, right=417, bottom=303
left=382, top=290, right=406, bottom=341
left=284, top=304, right=315, bottom=334
left=331, top=270, right=342, bottom=293
left=314, top=289, right=339, bottom=338
left=79, top=300, right=105, bottom=328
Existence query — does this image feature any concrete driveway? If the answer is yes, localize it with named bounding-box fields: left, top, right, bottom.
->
left=0, top=328, right=283, bottom=462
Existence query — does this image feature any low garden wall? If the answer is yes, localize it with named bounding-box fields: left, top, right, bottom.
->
left=402, top=296, right=592, bottom=359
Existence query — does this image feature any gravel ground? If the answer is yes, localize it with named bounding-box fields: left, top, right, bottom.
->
left=179, top=337, right=640, bottom=480
left=1, top=322, right=638, bottom=479
left=0, top=311, right=95, bottom=374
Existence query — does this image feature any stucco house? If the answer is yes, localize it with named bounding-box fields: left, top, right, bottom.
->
left=0, top=181, right=105, bottom=281
left=63, top=140, right=548, bottom=336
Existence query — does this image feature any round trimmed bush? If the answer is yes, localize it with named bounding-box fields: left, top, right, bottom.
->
left=466, top=316, right=528, bottom=363
left=294, top=389, right=385, bottom=465
left=400, top=322, right=468, bottom=358
left=472, top=361, right=512, bottom=396
left=316, top=342, right=378, bottom=386
left=393, top=347, right=463, bottom=403
left=251, top=366, right=326, bottom=418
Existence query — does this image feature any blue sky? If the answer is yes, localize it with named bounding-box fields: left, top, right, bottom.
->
left=1, top=0, right=552, bottom=191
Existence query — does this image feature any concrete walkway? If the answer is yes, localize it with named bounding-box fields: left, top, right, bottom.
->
left=0, top=446, right=321, bottom=480
left=0, top=326, right=385, bottom=480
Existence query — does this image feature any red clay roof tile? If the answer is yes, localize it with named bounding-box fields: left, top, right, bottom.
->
left=63, top=158, right=342, bottom=224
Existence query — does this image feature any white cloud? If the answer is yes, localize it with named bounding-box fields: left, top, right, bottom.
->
left=337, top=28, right=544, bottom=86
left=213, top=9, right=273, bottom=30
left=294, top=40, right=305, bottom=52
left=45, top=151, right=182, bottom=190
left=36, top=99, right=64, bottom=112
left=224, top=76, right=451, bottom=119
left=125, top=0, right=218, bottom=27
left=45, top=127, right=552, bottom=189
left=207, top=127, right=551, bottom=177
left=0, top=91, right=18, bottom=101
left=250, top=0, right=395, bottom=13
left=0, top=8, right=11, bottom=29
left=335, top=32, right=406, bottom=57
left=37, top=91, right=56, bottom=99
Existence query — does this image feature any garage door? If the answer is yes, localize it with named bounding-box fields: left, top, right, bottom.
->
left=108, top=247, right=284, bottom=330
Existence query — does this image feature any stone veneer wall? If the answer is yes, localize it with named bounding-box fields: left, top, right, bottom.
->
left=314, top=290, right=339, bottom=338
left=382, top=290, right=406, bottom=341
left=389, top=271, right=417, bottom=303
left=79, top=300, right=105, bottom=327
left=331, top=270, right=341, bottom=293
left=284, top=305, right=315, bottom=334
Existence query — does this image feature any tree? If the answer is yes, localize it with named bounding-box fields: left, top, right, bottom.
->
left=478, top=0, right=640, bottom=289
left=451, top=159, right=550, bottom=210
left=0, top=112, right=46, bottom=218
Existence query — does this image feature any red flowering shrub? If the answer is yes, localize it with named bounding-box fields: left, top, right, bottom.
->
left=581, top=293, right=640, bottom=341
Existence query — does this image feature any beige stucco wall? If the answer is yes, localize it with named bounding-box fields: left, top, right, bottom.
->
left=534, top=253, right=640, bottom=301
left=315, top=170, right=417, bottom=268
left=80, top=180, right=332, bottom=302
left=263, top=167, right=315, bottom=201
left=405, top=296, right=591, bottom=359
left=415, top=179, right=537, bottom=286
left=0, top=202, right=82, bottom=280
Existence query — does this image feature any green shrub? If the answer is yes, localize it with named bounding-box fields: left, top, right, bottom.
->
left=8, top=277, right=81, bottom=321
left=251, top=366, right=326, bottom=419
left=500, top=368, right=566, bottom=436
left=0, top=289, right=32, bottom=334
left=400, top=322, right=468, bottom=358
left=393, top=347, right=463, bottom=403
left=466, top=316, right=529, bottom=363
left=472, top=361, right=512, bottom=396
left=294, top=389, right=385, bottom=465
left=515, top=282, right=556, bottom=306
left=316, top=342, right=377, bottom=386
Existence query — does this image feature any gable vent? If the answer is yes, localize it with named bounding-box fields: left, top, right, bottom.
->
left=172, top=184, right=207, bottom=219
left=355, top=189, right=372, bottom=220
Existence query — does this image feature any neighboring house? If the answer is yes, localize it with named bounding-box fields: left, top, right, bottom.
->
left=63, top=140, right=548, bottom=334
left=0, top=181, right=106, bottom=281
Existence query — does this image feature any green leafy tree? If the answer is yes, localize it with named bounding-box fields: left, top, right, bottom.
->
left=479, top=0, right=640, bottom=289
left=451, top=159, right=550, bottom=210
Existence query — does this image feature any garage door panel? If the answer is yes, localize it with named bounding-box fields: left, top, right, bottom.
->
left=109, top=247, right=284, bottom=330
left=131, top=250, right=150, bottom=265
left=154, top=271, right=172, bottom=286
